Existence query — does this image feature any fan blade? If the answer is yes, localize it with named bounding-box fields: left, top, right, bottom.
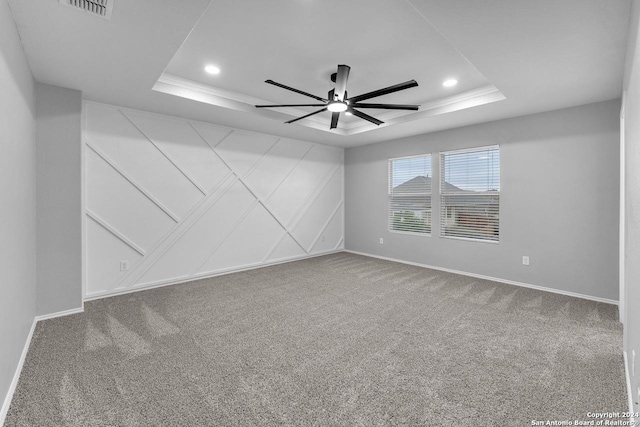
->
left=284, top=107, right=327, bottom=124
left=256, top=104, right=326, bottom=108
left=351, top=109, right=383, bottom=126
left=266, top=80, right=327, bottom=102
left=348, top=80, right=418, bottom=103
left=352, top=103, right=419, bottom=111
left=334, top=64, right=350, bottom=102
left=330, top=112, right=340, bottom=129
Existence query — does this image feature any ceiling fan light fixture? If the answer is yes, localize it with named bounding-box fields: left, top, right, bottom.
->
left=327, top=102, right=348, bottom=112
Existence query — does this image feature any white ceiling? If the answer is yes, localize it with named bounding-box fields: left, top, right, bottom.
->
left=7, top=0, right=631, bottom=147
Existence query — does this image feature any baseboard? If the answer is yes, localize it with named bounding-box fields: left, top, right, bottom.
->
left=624, top=351, right=635, bottom=423
left=343, top=250, right=618, bottom=305
left=0, top=317, right=37, bottom=425
left=84, top=249, right=343, bottom=302
left=35, top=305, right=84, bottom=322
left=0, top=304, right=85, bottom=425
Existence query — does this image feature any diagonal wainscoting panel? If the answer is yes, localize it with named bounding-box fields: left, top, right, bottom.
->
left=84, top=102, right=344, bottom=298
left=114, top=174, right=236, bottom=291
left=197, top=203, right=285, bottom=274
left=86, top=143, right=180, bottom=222
left=190, top=121, right=233, bottom=149
left=136, top=179, right=256, bottom=286
left=86, top=210, right=146, bottom=256
left=266, top=144, right=343, bottom=227
left=310, top=204, right=344, bottom=253
left=214, top=130, right=279, bottom=178
left=124, top=111, right=231, bottom=193
left=86, top=149, right=175, bottom=252
left=84, top=103, right=203, bottom=218
left=290, top=167, right=344, bottom=252
left=242, top=138, right=313, bottom=201
left=266, top=233, right=307, bottom=263
left=86, top=216, right=143, bottom=295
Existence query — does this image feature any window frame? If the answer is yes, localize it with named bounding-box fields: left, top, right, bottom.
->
left=439, top=145, right=500, bottom=244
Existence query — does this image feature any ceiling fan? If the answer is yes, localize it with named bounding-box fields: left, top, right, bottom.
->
left=255, top=64, right=420, bottom=129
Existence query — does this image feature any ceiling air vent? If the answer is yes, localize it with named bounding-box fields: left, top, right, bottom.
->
left=59, top=0, right=114, bottom=20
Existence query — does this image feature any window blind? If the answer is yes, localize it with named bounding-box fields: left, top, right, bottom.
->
left=440, top=146, right=500, bottom=242
left=388, top=155, right=432, bottom=234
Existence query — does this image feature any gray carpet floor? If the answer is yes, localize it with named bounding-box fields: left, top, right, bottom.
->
left=4, top=252, right=627, bottom=426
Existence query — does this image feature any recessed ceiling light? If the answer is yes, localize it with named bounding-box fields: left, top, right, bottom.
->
left=205, top=65, right=221, bottom=75
left=442, top=79, right=457, bottom=87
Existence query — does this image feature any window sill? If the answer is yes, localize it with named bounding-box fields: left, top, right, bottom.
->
left=440, top=235, right=499, bottom=244
left=388, top=229, right=431, bottom=237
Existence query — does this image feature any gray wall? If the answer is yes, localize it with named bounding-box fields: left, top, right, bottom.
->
left=345, top=99, right=620, bottom=301
left=35, top=83, right=83, bottom=315
left=0, top=0, right=36, bottom=417
left=623, top=0, right=640, bottom=413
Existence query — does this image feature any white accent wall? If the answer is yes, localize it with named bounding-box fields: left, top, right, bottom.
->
left=83, top=102, right=344, bottom=298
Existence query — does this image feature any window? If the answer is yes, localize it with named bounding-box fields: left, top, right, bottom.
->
left=440, top=146, right=500, bottom=242
left=389, top=155, right=432, bottom=234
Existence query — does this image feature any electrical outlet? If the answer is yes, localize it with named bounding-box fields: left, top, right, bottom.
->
left=379, top=237, right=384, bottom=245
left=522, top=256, right=530, bottom=266
left=120, top=260, right=129, bottom=271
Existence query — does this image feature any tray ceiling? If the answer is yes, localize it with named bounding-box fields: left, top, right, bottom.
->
left=6, top=0, right=631, bottom=147
left=156, top=0, right=504, bottom=135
